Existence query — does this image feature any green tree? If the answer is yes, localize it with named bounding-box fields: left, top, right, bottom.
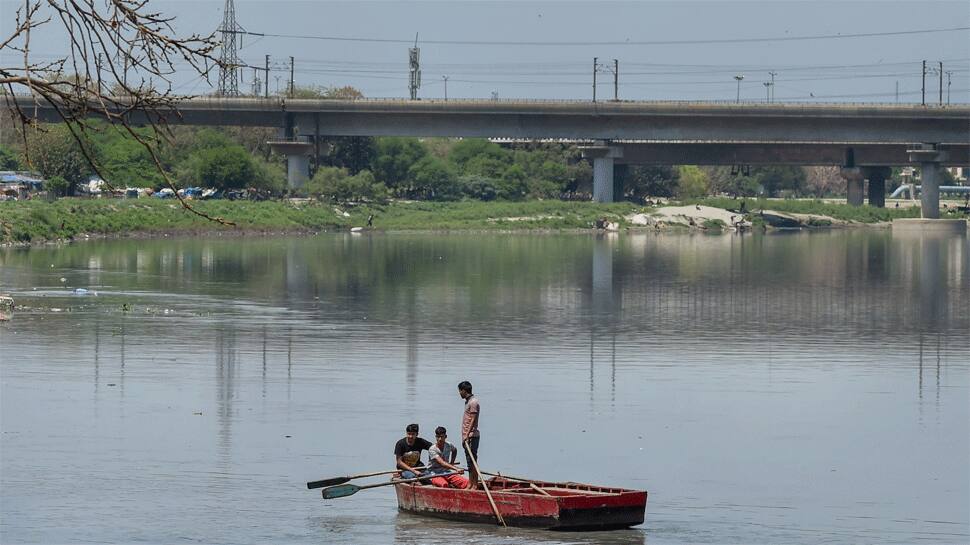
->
left=622, top=165, right=679, bottom=200
left=449, top=139, right=508, bottom=168
left=409, top=156, right=461, bottom=200
left=307, top=167, right=387, bottom=202
left=373, top=137, right=428, bottom=193
left=676, top=165, right=709, bottom=198
left=459, top=174, right=498, bottom=201
left=754, top=166, right=806, bottom=197
left=495, top=164, right=529, bottom=200
left=188, top=146, right=258, bottom=190
left=45, top=175, right=70, bottom=197
left=0, top=145, right=20, bottom=170
left=25, top=124, right=95, bottom=196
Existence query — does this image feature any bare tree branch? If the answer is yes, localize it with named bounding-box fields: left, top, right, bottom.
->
left=1, top=0, right=234, bottom=225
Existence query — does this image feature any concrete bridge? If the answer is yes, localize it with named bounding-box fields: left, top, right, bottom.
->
left=10, top=95, right=970, bottom=216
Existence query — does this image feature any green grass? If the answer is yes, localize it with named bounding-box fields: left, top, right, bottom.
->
left=0, top=198, right=644, bottom=244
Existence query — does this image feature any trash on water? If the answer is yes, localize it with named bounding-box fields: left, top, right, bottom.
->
left=0, top=295, right=14, bottom=309
left=51, top=308, right=64, bottom=312
left=73, top=288, right=96, bottom=296
left=59, top=277, right=67, bottom=283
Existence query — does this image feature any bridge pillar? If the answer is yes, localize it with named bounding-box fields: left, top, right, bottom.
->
left=841, top=167, right=865, bottom=206
left=579, top=142, right=624, bottom=203
left=268, top=140, right=314, bottom=190
left=864, top=166, right=892, bottom=208
left=908, top=144, right=948, bottom=219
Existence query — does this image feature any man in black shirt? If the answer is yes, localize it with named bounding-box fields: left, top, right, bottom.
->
left=394, top=423, right=432, bottom=479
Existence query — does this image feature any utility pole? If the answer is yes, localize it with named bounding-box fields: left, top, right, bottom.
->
left=613, top=59, right=619, bottom=101
left=251, top=67, right=259, bottom=96
left=289, top=56, right=295, bottom=97
left=217, top=0, right=244, bottom=96
left=592, top=57, right=598, bottom=102
left=409, top=34, right=421, bottom=100
left=945, top=70, right=953, bottom=104
left=895, top=81, right=899, bottom=104
left=734, top=74, right=744, bottom=103
left=922, top=60, right=926, bottom=106
left=763, top=81, right=771, bottom=103
left=264, top=55, right=270, bottom=98
left=938, top=61, right=943, bottom=105
left=768, top=71, right=777, bottom=102
left=442, top=75, right=448, bottom=100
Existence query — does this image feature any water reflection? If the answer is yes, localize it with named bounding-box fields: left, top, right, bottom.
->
left=1, top=230, right=967, bottom=545
left=392, top=511, right=647, bottom=545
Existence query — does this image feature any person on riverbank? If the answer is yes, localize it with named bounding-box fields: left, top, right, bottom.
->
left=458, top=380, right=481, bottom=489
left=395, top=423, right=432, bottom=479
left=427, top=426, right=468, bottom=489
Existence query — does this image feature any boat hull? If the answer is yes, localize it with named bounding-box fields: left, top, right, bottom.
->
left=395, top=477, right=646, bottom=531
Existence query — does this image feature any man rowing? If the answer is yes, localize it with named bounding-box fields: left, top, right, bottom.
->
left=427, top=426, right=469, bottom=489
left=394, top=423, right=432, bottom=479
left=458, top=380, right=482, bottom=489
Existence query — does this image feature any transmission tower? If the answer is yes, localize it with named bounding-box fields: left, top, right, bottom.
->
left=217, top=0, right=245, bottom=96
left=408, top=34, right=421, bottom=100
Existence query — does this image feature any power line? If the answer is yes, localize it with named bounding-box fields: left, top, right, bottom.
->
left=240, top=26, right=968, bottom=47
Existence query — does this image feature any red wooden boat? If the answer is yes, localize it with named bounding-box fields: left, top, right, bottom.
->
left=395, top=476, right=647, bottom=530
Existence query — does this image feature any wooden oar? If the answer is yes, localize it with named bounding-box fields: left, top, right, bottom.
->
left=481, top=471, right=552, bottom=496
left=465, top=440, right=507, bottom=527
left=320, top=471, right=458, bottom=499
left=307, top=466, right=425, bottom=489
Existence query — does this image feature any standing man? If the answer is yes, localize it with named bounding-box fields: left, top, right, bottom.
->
left=458, top=380, right=481, bottom=489
left=394, top=423, right=432, bottom=479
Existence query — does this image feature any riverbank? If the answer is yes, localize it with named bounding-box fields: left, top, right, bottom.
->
left=0, top=197, right=954, bottom=246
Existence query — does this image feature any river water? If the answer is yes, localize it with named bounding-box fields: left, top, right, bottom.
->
left=1, top=230, right=967, bottom=545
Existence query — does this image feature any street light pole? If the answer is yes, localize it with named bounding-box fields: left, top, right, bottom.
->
left=768, top=71, right=777, bottom=102
left=442, top=75, right=448, bottom=101
left=763, top=81, right=771, bottom=103
left=734, top=74, right=744, bottom=103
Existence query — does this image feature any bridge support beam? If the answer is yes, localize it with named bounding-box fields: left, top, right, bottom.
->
left=865, top=166, right=892, bottom=208
left=580, top=142, right=624, bottom=203
left=908, top=144, right=948, bottom=219
left=268, top=140, right=314, bottom=190
left=842, top=167, right=865, bottom=206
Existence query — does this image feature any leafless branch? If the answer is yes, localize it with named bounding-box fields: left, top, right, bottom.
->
left=1, top=0, right=234, bottom=225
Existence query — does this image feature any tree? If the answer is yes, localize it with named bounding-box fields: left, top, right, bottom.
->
left=188, top=146, right=258, bottom=190
left=495, top=164, right=529, bottom=200
left=0, top=145, right=20, bottom=170
left=409, top=156, right=461, bottom=200
left=676, top=165, right=709, bottom=198
left=307, top=167, right=387, bottom=202
left=325, top=137, right=377, bottom=175
left=1, top=0, right=228, bottom=222
left=622, top=165, right=679, bottom=200
left=754, top=166, right=806, bottom=197
left=459, top=174, right=498, bottom=201
left=24, top=124, right=94, bottom=196
left=373, top=137, right=428, bottom=194
left=450, top=139, right=508, bottom=167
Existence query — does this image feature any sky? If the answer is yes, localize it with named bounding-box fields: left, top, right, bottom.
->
left=2, top=0, right=968, bottom=103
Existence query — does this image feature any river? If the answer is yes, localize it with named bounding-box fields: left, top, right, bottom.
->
left=1, top=230, right=967, bottom=544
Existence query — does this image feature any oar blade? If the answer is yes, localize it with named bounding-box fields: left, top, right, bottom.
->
left=307, top=476, right=351, bottom=489
left=321, top=484, right=360, bottom=499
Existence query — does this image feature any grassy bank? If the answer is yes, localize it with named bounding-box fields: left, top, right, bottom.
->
left=4, top=197, right=955, bottom=245
left=0, top=199, right=640, bottom=244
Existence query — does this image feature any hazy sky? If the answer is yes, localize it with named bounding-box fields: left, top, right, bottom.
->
left=3, top=1, right=968, bottom=102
